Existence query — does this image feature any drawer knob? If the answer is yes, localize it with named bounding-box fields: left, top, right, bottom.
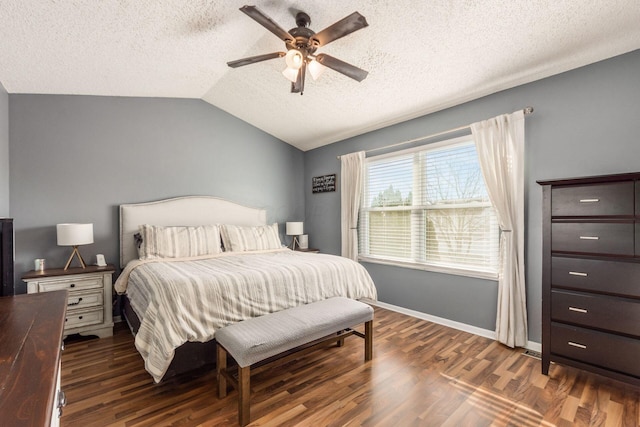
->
left=569, top=271, right=588, bottom=277
left=568, top=306, right=587, bottom=313
left=57, top=390, right=67, bottom=418
left=58, top=390, right=67, bottom=407
left=69, top=283, right=76, bottom=288
left=68, top=297, right=83, bottom=306
left=579, top=198, right=600, bottom=203
left=579, top=236, right=599, bottom=240
left=568, top=341, right=587, bottom=349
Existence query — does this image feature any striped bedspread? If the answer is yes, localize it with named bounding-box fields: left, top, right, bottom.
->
left=115, top=249, right=377, bottom=382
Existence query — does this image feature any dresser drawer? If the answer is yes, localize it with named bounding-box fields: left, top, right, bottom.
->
left=65, top=289, right=103, bottom=310
left=38, top=276, right=103, bottom=293
left=551, top=222, right=634, bottom=255
left=551, top=257, right=640, bottom=297
left=551, top=182, right=634, bottom=217
left=65, top=307, right=103, bottom=329
left=551, top=323, right=640, bottom=378
left=551, top=290, right=640, bottom=336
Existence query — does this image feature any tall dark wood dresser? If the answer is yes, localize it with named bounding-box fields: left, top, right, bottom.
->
left=538, top=172, right=640, bottom=385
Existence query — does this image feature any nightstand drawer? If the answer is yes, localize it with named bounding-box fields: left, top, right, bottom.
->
left=65, top=289, right=103, bottom=310
left=551, top=222, right=634, bottom=256
left=551, top=257, right=640, bottom=297
left=551, top=182, right=634, bottom=217
left=551, top=323, right=640, bottom=378
left=38, top=276, right=103, bottom=293
left=65, top=307, right=103, bottom=329
left=551, top=289, right=640, bottom=336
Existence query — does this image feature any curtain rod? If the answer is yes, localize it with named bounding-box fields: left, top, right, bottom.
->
left=337, top=106, right=534, bottom=159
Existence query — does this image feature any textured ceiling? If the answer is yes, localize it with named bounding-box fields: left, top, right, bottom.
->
left=1, top=1, right=640, bottom=151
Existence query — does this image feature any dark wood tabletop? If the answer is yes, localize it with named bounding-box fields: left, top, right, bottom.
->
left=0, top=290, right=67, bottom=426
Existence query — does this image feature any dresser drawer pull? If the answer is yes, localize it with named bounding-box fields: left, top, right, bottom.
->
left=568, top=341, right=587, bottom=349
left=569, top=271, right=588, bottom=277
left=568, top=271, right=588, bottom=277
left=579, top=198, right=600, bottom=203
left=68, top=297, right=83, bottom=306
left=57, top=390, right=67, bottom=418
left=69, top=283, right=76, bottom=288
left=568, top=306, right=587, bottom=313
left=579, top=236, right=599, bottom=240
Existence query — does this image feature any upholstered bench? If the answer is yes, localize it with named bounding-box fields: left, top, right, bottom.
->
left=215, top=297, right=374, bottom=426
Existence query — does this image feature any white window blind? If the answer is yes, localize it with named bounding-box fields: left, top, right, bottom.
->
left=359, top=136, right=499, bottom=277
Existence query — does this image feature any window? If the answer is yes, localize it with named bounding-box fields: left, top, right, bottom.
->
left=358, top=135, right=499, bottom=278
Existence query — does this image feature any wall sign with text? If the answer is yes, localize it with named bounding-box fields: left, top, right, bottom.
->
left=312, top=174, right=336, bottom=193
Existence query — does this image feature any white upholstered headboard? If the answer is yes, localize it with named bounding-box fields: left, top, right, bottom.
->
left=119, top=196, right=267, bottom=268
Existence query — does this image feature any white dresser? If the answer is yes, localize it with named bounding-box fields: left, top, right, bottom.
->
left=23, top=265, right=115, bottom=338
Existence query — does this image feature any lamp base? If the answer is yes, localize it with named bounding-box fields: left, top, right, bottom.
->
left=64, top=246, right=87, bottom=270
left=289, top=236, right=301, bottom=251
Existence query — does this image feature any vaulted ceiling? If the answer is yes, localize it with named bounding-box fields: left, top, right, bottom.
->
left=2, top=1, right=639, bottom=151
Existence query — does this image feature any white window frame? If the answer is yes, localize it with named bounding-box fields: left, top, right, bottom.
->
left=358, top=135, right=499, bottom=280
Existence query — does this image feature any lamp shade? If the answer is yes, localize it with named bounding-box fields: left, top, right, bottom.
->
left=285, top=49, right=304, bottom=70
left=57, top=223, right=94, bottom=246
left=286, top=222, right=304, bottom=236
left=308, top=59, right=326, bottom=80
left=282, top=67, right=299, bottom=83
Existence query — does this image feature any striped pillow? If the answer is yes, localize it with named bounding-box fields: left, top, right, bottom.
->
left=138, top=224, right=222, bottom=260
left=220, top=223, right=282, bottom=252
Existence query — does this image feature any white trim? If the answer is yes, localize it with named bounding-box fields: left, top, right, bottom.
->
left=359, top=256, right=498, bottom=281
left=370, top=300, right=541, bottom=352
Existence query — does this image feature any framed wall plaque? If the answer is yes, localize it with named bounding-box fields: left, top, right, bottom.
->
left=312, top=174, right=336, bottom=193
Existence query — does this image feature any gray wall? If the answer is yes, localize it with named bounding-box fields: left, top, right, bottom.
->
left=304, top=49, right=640, bottom=343
left=9, top=95, right=304, bottom=293
left=0, top=82, right=8, bottom=216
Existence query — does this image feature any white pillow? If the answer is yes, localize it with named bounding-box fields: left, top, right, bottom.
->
left=219, top=223, right=282, bottom=252
left=138, top=224, right=222, bottom=259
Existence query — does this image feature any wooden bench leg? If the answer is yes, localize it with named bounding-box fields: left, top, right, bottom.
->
left=217, top=344, right=227, bottom=398
left=238, top=366, right=251, bottom=426
left=364, top=320, right=373, bottom=361
left=337, top=330, right=344, bottom=347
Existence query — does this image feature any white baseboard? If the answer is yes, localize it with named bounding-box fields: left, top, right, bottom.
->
left=370, top=300, right=541, bottom=352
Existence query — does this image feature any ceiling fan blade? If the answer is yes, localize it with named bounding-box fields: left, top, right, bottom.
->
left=310, top=12, right=368, bottom=47
left=291, top=62, right=307, bottom=95
left=227, top=52, right=285, bottom=68
left=240, top=5, right=294, bottom=43
left=315, top=54, right=368, bottom=82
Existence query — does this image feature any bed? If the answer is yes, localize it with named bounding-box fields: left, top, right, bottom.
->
left=116, top=196, right=377, bottom=383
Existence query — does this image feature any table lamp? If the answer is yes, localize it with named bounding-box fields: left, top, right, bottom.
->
left=286, top=222, right=303, bottom=250
left=57, top=223, right=94, bottom=270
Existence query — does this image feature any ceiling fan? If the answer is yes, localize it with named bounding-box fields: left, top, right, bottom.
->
left=227, top=5, right=369, bottom=95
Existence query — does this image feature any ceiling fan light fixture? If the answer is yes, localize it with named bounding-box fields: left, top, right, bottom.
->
left=308, top=59, right=326, bottom=80
left=285, top=49, right=304, bottom=69
left=282, top=67, right=299, bottom=83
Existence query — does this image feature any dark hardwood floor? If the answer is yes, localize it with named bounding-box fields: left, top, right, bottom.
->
left=60, top=306, right=640, bottom=426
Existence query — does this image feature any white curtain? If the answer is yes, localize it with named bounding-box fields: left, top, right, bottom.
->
left=340, top=151, right=365, bottom=261
left=471, top=110, right=527, bottom=348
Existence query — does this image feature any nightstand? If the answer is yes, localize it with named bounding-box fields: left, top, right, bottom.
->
left=295, top=248, right=320, bottom=253
left=23, top=265, right=115, bottom=339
